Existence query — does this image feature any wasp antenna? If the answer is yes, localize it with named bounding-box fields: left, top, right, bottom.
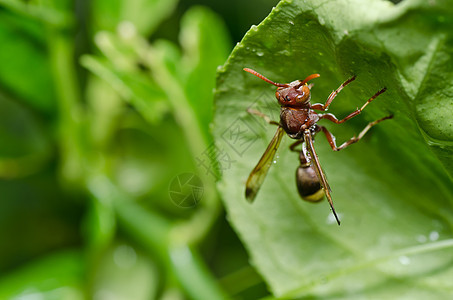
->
left=300, top=73, right=321, bottom=86
left=243, top=68, right=288, bottom=87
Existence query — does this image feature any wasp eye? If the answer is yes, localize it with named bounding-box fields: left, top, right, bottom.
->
left=285, top=95, right=291, bottom=102
left=296, top=93, right=305, bottom=102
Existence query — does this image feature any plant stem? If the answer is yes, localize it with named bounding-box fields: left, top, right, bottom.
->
left=43, top=3, right=84, bottom=185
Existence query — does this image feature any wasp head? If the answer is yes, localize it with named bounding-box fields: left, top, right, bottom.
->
left=244, top=68, right=319, bottom=108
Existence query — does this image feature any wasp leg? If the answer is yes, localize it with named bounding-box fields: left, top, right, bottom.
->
left=319, top=115, right=393, bottom=151
left=289, top=140, right=303, bottom=152
left=319, top=87, right=387, bottom=123
left=311, top=76, right=356, bottom=111
left=246, top=108, right=279, bottom=126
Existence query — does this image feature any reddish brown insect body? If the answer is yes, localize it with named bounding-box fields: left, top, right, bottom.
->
left=244, top=67, right=392, bottom=225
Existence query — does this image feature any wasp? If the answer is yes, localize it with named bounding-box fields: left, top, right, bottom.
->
left=244, top=68, right=392, bottom=225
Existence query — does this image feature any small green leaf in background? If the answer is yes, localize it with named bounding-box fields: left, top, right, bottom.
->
left=214, top=0, right=453, bottom=298
left=91, top=0, right=178, bottom=35
left=0, top=11, right=56, bottom=113
left=180, top=7, right=232, bottom=137
left=0, top=251, right=83, bottom=300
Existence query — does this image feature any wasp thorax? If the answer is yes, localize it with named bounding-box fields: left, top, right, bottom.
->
left=276, top=81, right=311, bottom=107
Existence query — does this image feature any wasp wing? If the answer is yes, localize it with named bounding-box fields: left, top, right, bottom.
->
left=304, top=130, right=340, bottom=225
left=245, top=126, right=285, bottom=202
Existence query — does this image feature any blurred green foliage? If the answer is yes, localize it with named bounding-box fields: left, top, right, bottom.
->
left=0, top=0, right=277, bottom=299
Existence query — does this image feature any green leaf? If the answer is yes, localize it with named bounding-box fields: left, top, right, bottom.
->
left=0, top=93, right=51, bottom=178
left=180, top=6, right=232, bottom=133
left=91, top=0, right=178, bottom=36
left=214, top=0, right=453, bottom=298
left=0, top=0, right=70, bottom=26
left=81, top=54, right=168, bottom=124
left=144, top=6, right=231, bottom=160
left=0, top=251, right=83, bottom=299
left=0, top=11, right=56, bottom=113
left=92, top=243, right=159, bottom=300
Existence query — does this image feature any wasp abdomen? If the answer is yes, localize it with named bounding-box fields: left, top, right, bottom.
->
left=296, top=165, right=324, bottom=202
